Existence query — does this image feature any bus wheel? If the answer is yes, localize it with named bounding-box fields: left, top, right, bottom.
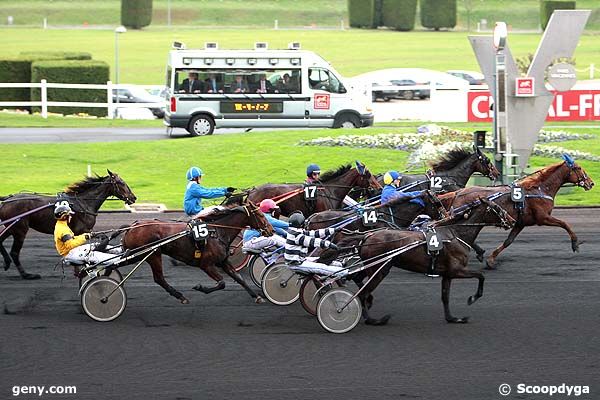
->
left=333, top=113, right=360, bottom=129
left=188, top=114, right=215, bottom=136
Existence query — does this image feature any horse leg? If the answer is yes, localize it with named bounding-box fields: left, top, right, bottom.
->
left=472, top=242, right=485, bottom=263
left=539, top=215, right=582, bottom=252
left=192, top=264, right=226, bottom=294
left=221, top=260, right=264, bottom=304
left=10, top=227, right=40, bottom=280
left=147, top=252, right=189, bottom=304
left=485, top=224, right=524, bottom=270
left=441, top=276, right=469, bottom=324
left=0, top=235, right=12, bottom=271
left=360, top=265, right=392, bottom=326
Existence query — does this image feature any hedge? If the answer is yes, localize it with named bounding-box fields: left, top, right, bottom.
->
left=540, top=1, right=576, bottom=30
left=31, top=60, right=110, bottom=117
left=348, top=0, right=379, bottom=28
left=381, top=0, right=417, bottom=31
left=121, top=0, right=153, bottom=29
left=19, top=51, right=92, bottom=61
left=420, top=0, right=457, bottom=30
left=0, top=55, right=75, bottom=110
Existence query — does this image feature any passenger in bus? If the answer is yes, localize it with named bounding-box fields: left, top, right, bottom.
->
left=231, top=75, right=249, bottom=93
left=205, top=73, right=223, bottom=94
left=276, top=73, right=292, bottom=93
left=255, top=74, right=276, bottom=94
left=179, top=72, right=203, bottom=94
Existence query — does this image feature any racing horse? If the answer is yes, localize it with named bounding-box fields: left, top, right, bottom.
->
left=437, top=155, right=594, bottom=269
left=361, top=146, right=499, bottom=198
left=330, top=198, right=514, bottom=325
left=0, top=170, right=136, bottom=279
left=306, top=190, right=449, bottom=231
left=246, top=161, right=381, bottom=217
left=121, top=203, right=273, bottom=304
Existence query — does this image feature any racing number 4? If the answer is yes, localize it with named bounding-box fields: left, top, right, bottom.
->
left=426, top=232, right=443, bottom=251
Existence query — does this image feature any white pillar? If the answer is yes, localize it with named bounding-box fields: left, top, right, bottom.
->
left=590, top=63, right=595, bottom=80
left=274, top=19, right=278, bottom=30
left=106, top=80, right=114, bottom=119
left=41, top=79, right=48, bottom=118
left=340, top=19, right=344, bottom=30
left=43, top=18, right=47, bottom=29
left=87, top=164, right=92, bottom=177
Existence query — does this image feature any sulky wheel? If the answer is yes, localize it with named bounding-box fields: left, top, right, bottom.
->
left=299, top=276, right=342, bottom=316
left=79, top=268, right=123, bottom=289
left=228, top=232, right=250, bottom=272
left=81, top=277, right=127, bottom=322
left=317, top=288, right=362, bottom=334
left=261, top=263, right=301, bottom=306
left=249, top=254, right=268, bottom=288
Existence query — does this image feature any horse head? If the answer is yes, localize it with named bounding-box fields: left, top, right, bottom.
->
left=243, top=201, right=274, bottom=237
left=562, top=154, right=594, bottom=191
left=106, top=169, right=137, bottom=205
left=472, top=146, right=500, bottom=180
left=354, top=160, right=382, bottom=191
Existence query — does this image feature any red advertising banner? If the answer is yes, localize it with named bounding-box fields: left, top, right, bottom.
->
left=468, top=90, right=600, bottom=122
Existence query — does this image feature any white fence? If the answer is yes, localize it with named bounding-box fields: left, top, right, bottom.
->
left=0, top=81, right=164, bottom=119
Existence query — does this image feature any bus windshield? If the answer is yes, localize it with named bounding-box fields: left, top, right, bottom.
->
left=173, top=68, right=302, bottom=95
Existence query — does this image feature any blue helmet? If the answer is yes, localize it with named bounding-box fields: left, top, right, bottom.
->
left=306, top=164, right=321, bottom=177
left=186, top=166, right=204, bottom=181
left=383, top=170, right=401, bottom=185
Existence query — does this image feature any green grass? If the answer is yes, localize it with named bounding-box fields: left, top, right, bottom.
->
left=0, top=112, right=164, bottom=127
left=0, top=125, right=597, bottom=209
left=0, top=0, right=598, bottom=30
left=0, top=29, right=599, bottom=84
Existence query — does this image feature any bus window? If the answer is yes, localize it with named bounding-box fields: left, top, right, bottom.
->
left=308, top=68, right=346, bottom=94
left=173, top=69, right=302, bottom=94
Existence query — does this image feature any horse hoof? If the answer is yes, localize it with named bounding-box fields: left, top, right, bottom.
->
left=476, top=253, right=484, bottom=263
left=484, top=261, right=496, bottom=270
left=192, top=284, right=203, bottom=292
left=365, top=314, right=391, bottom=326
left=255, top=296, right=265, bottom=304
left=181, top=298, right=190, bottom=304
left=447, top=316, right=469, bottom=324
left=3, top=263, right=10, bottom=271
left=467, top=296, right=477, bottom=306
left=572, top=242, right=580, bottom=252
left=22, top=273, right=41, bottom=280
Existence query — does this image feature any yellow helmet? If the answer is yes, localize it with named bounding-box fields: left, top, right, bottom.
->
left=383, top=170, right=401, bottom=185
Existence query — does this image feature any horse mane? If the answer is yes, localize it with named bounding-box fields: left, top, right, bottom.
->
left=320, top=164, right=352, bottom=182
left=64, top=175, right=107, bottom=194
left=199, top=204, right=247, bottom=221
left=429, top=148, right=473, bottom=171
left=519, top=162, right=564, bottom=190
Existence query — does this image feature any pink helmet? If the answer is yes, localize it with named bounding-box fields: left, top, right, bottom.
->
left=259, top=199, right=278, bottom=213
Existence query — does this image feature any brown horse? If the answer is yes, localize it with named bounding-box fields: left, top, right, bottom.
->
left=0, top=171, right=136, bottom=279
left=438, top=159, right=594, bottom=269
left=247, top=161, right=381, bottom=216
left=306, top=190, right=448, bottom=231
left=332, top=198, right=514, bottom=325
left=121, top=203, right=273, bottom=304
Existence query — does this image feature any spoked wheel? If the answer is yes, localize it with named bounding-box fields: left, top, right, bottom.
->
left=228, top=233, right=250, bottom=272
left=249, top=254, right=268, bottom=288
left=261, top=263, right=301, bottom=306
left=79, top=269, right=123, bottom=288
left=81, top=277, right=127, bottom=322
left=317, top=288, right=362, bottom=334
left=299, top=276, right=342, bottom=316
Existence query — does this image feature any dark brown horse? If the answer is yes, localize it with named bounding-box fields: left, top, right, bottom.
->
left=366, top=146, right=500, bottom=196
left=121, top=203, right=273, bottom=304
left=438, top=159, right=594, bottom=269
left=247, top=161, right=381, bottom=216
left=306, top=190, right=448, bottom=231
left=0, top=170, right=136, bottom=279
left=330, top=198, right=514, bottom=325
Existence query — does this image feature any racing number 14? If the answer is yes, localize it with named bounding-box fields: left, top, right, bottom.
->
left=362, top=208, right=378, bottom=226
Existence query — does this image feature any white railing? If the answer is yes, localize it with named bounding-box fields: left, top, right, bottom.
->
left=0, top=81, right=165, bottom=119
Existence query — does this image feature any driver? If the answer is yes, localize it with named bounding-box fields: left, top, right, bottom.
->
left=53, top=202, right=121, bottom=266
left=305, top=164, right=321, bottom=184
left=184, top=166, right=235, bottom=218
left=381, top=170, right=426, bottom=207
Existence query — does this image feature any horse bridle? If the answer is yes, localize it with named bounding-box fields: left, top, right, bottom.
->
left=567, top=163, right=590, bottom=188
left=476, top=152, right=497, bottom=180
left=107, top=175, right=135, bottom=204
left=243, top=204, right=272, bottom=236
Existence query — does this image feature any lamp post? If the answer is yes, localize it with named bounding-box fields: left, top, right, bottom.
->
left=114, top=25, right=127, bottom=117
